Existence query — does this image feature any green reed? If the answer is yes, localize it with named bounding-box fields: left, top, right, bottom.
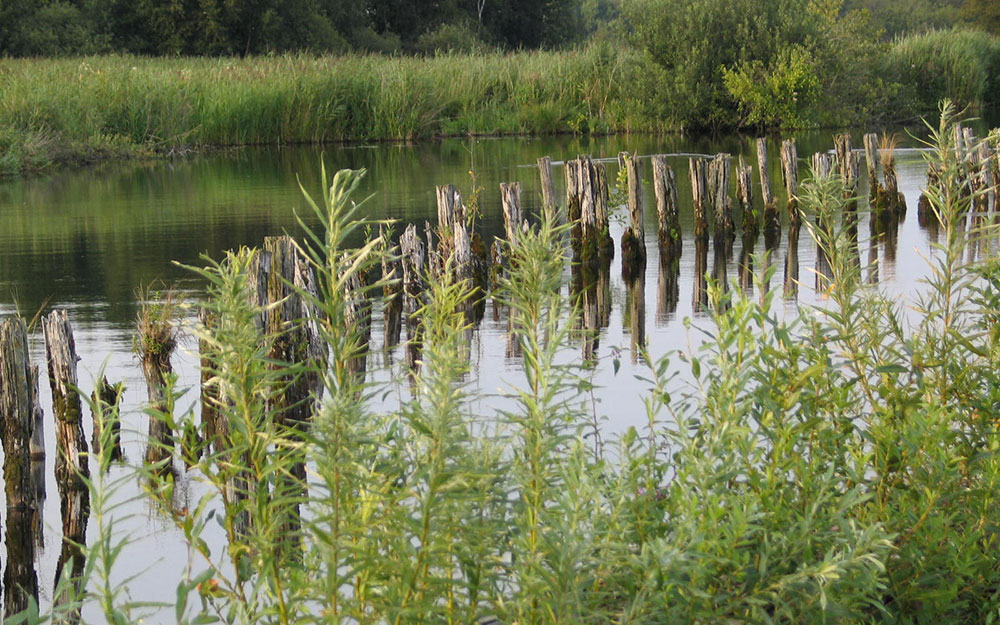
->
left=15, top=102, right=1000, bottom=624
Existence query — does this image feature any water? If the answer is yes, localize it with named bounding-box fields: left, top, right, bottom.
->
left=0, top=123, right=994, bottom=615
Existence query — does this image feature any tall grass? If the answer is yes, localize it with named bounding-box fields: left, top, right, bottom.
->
left=16, top=103, right=1000, bottom=624
left=886, top=28, right=1000, bottom=114
left=0, top=45, right=658, bottom=175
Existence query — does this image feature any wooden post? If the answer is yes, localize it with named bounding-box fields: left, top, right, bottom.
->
left=812, top=152, right=832, bottom=180
left=736, top=154, right=755, bottom=232
left=537, top=156, right=557, bottom=217
left=779, top=139, right=799, bottom=225
left=43, top=309, right=91, bottom=622
left=708, top=153, right=734, bottom=236
left=29, top=365, right=44, bottom=460
left=619, top=152, right=646, bottom=276
left=594, top=162, right=615, bottom=259
left=43, top=310, right=90, bottom=488
left=91, top=376, right=123, bottom=463
left=381, top=228, right=403, bottom=350
left=880, top=136, right=905, bottom=218
left=1, top=317, right=38, bottom=508
left=690, top=157, right=709, bottom=239
left=500, top=182, right=524, bottom=243
left=400, top=224, right=426, bottom=318
left=136, top=295, right=177, bottom=466
left=652, top=155, right=681, bottom=254
left=864, top=132, right=879, bottom=200
left=974, top=141, right=991, bottom=213
left=756, top=138, right=779, bottom=235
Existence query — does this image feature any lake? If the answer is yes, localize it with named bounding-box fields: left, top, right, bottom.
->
left=0, top=121, right=995, bottom=616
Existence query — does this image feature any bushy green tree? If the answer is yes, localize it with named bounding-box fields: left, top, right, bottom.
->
left=623, top=0, right=883, bottom=129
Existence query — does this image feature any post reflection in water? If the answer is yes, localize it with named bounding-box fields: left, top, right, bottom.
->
left=625, top=272, right=646, bottom=363
left=784, top=223, right=801, bottom=299
left=656, top=247, right=680, bottom=325
left=693, top=237, right=709, bottom=313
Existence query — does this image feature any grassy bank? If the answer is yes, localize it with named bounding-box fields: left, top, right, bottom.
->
left=1, top=28, right=999, bottom=176
left=0, top=47, right=658, bottom=175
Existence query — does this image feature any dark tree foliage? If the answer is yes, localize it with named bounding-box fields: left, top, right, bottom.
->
left=0, top=0, right=585, bottom=56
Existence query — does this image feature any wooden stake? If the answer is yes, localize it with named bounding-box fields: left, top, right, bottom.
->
left=1, top=317, right=37, bottom=507
left=500, top=182, right=525, bottom=243
left=708, top=153, right=734, bottom=236
left=619, top=152, right=646, bottom=275
left=736, top=154, right=755, bottom=231
left=757, top=138, right=780, bottom=239
left=537, top=156, right=557, bottom=216
left=690, top=157, right=709, bottom=239
left=43, top=310, right=89, bottom=487
left=652, top=155, right=681, bottom=253
left=780, top=139, right=799, bottom=225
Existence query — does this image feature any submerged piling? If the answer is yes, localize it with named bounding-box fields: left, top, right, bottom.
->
left=708, top=153, right=734, bottom=237
left=619, top=152, right=646, bottom=277
left=652, top=155, right=681, bottom=255
left=780, top=139, right=799, bottom=225
left=537, top=156, right=557, bottom=215
left=690, top=157, right=709, bottom=240
left=756, top=138, right=780, bottom=237
left=43, top=310, right=90, bottom=488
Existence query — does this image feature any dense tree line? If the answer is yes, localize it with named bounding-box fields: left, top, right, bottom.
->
left=0, top=0, right=617, bottom=56
left=0, top=0, right=995, bottom=57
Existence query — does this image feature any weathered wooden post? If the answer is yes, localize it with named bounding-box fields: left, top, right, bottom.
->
left=136, top=296, right=177, bottom=466
left=619, top=152, right=646, bottom=278
left=91, top=377, right=123, bottom=463
left=381, top=228, right=403, bottom=350
left=812, top=152, right=832, bottom=180
left=736, top=154, right=756, bottom=232
left=536, top=156, right=559, bottom=214
left=708, top=153, right=734, bottom=237
left=835, top=133, right=860, bottom=212
left=400, top=224, right=426, bottom=372
left=500, top=182, right=525, bottom=243
left=1, top=317, right=38, bottom=507
left=780, top=139, right=799, bottom=225
left=43, top=310, right=90, bottom=487
left=652, top=155, right=681, bottom=256
left=537, top=156, right=558, bottom=217
left=43, top=310, right=91, bottom=622
left=864, top=132, right=880, bottom=204
left=593, top=161, right=615, bottom=259
left=974, top=141, right=991, bottom=213
left=756, top=138, right=780, bottom=237
left=2, top=316, right=42, bottom=617
left=690, top=157, right=709, bottom=240
left=880, top=135, right=905, bottom=218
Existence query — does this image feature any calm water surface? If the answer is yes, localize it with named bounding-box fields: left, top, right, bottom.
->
left=0, top=124, right=994, bottom=614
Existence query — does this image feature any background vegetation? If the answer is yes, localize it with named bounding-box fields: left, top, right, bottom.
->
left=0, top=0, right=998, bottom=174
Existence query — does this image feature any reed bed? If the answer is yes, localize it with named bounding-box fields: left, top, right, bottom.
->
left=0, top=46, right=658, bottom=174
left=886, top=27, right=1000, bottom=113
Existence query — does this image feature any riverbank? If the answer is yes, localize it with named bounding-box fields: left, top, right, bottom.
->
left=1, top=30, right=997, bottom=176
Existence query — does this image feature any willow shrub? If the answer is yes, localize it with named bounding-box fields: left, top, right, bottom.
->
left=15, top=104, right=1000, bottom=624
